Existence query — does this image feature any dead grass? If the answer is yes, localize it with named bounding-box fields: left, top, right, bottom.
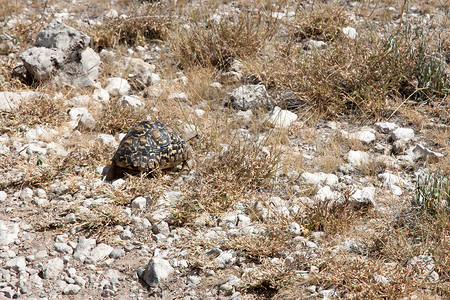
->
left=172, top=133, right=279, bottom=225
left=169, top=7, right=279, bottom=70
left=81, top=3, right=171, bottom=50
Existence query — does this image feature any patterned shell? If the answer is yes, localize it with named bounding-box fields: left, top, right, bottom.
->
left=109, top=121, right=189, bottom=176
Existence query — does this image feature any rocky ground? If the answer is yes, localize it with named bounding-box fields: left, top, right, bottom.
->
left=0, top=0, right=449, bottom=299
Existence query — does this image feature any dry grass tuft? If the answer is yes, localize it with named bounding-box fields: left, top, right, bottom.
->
left=84, top=3, right=171, bottom=50
left=290, top=5, right=348, bottom=42
left=170, top=9, right=279, bottom=70
left=173, top=136, right=279, bottom=225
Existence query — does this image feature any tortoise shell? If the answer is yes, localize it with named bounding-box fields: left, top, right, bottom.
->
left=106, top=121, right=189, bottom=180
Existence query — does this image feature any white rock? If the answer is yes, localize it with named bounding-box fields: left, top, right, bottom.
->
left=152, top=221, right=170, bottom=236
left=73, top=237, right=97, bottom=262
left=301, top=172, right=339, bottom=187
left=286, top=222, right=302, bottom=236
left=34, top=188, right=47, bottom=198
left=131, top=196, right=147, bottom=209
left=88, top=243, right=113, bottom=263
left=63, top=284, right=81, bottom=295
left=97, top=134, right=117, bottom=148
left=139, top=258, right=174, bottom=287
left=93, top=87, right=110, bottom=102
left=378, top=172, right=404, bottom=186
left=305, top=39, right=327, bottom=50
left=4, top=257, right=26, bottom=271
left=150, top=73, right=161, bottom=86
left=68, top=107, right=89, bottom=121
left=105, top=9, right=118, bottom=19
left=0, top=221, right=20, bottom=246
left=350, top=187, right=376, bottom=204
left=347, top=150, right=371, bottom=168
left=105, top=77, right=130, bottom=96
left=265, top=106, right=298, bottom=128
left=0, top=91, right=43, bottom=112
left=215, top=250, right=236, bottom=266
left=120, top=230, right=132, bottom=240
left=19, top=187, right=34, bottom=201
left=168, top=92, right=188, bottom=102
left=315, top=186, right=336, bottom=201
left=390, top=184, right=403, bottom=196
left=42, top=257, right=64, bottom=279
left=117, top=95, right=145, bottom=109
left=54, top=242, right=74, bottom=255
left=228, top=84, right=271, bottom=111
left=356, top=130, right=376, bottom=144
left=374, top=274, right=390, bottom=284
left=342, top=26, right=357, bottom=39
left=210, top=82, right=222, bottom=89
left=195, top=109, right=206, bottom=117
left=34, top=18, right=90, bottom=51
left=391, top=128, right=414, bottom=142
left=375, top=122, right=397, bottom=133
left=0, top=191, right=7, bottom=202
left=80, top=47, right=100, bottom=82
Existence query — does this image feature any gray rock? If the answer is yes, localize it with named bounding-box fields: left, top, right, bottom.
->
left=109, top=248, right=125, bottom=259
left=4, top=256, right=26, bottom=271
left=73, top=237, right=96, bottom=262
left=0, top=220, right=20, bottom=246
left=54, top=243, right=74, bottom=255
left=42, top=257, right=64, bottom=279
left=131, top=197, right=147, bottom=209
left=228, top=84, right=272, bottom=111
left=34, top=18, right=90, bottom=52
left=139, top=258, right=174, bottom=287
left=88, top=243, right=113, bottom=263
left=0, top=34, right=14, bottom=54
left=117, top=95, right=144, bottom=109
left=120, top=230, right=132, bottom=240
left=375, top=122, right=397, bottom=133
left=152, top=221, right=170, bottom=236
left=20, top=47, right=65, bottom=80
left=412, top=144, right=444, bottom=163
left=63, top=284, right=81, bottom=295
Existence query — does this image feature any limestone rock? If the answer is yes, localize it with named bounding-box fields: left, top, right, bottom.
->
left=228, top=85, right=272, bottom=111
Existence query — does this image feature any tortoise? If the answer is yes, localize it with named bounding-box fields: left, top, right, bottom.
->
left=105, top=121, right=195, bottom=180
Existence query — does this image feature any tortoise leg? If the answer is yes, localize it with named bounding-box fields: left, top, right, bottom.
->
left=105, top=162, right=121, bottom=181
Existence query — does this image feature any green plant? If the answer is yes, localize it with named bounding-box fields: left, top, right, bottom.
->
left=415, top=169, right=450, bottom=216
